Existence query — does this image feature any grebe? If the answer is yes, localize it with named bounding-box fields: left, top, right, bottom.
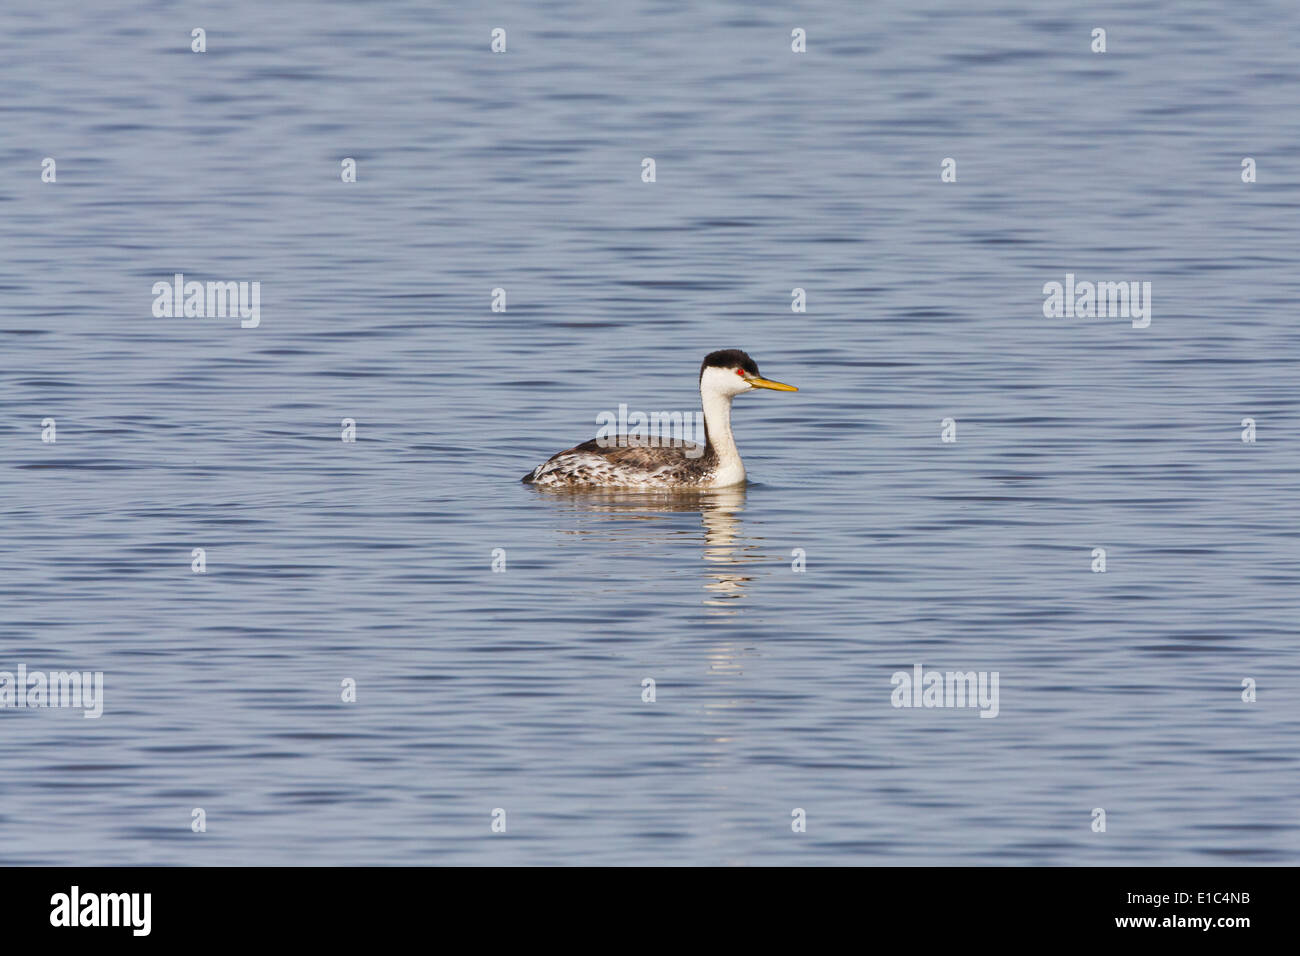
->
left=522, top=349, right=797, bottom=489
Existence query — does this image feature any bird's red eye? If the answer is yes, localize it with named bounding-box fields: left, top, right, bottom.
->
left=736, top=368, right=745, bottom=377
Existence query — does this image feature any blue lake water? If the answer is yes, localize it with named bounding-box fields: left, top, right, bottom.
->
left=1, top=0, right=1298, bottom=864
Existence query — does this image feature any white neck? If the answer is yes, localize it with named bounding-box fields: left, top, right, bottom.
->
left=701, top=384, right=745, bottom=485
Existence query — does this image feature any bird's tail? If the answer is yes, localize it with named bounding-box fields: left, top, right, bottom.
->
left=520, top=469, right=536, bottom=483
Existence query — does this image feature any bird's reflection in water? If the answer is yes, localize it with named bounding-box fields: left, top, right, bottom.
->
left=531, top=485, right=759, bottom=613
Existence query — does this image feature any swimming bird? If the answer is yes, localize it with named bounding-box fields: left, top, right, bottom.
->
left=522, top=349, right=797, bottom=489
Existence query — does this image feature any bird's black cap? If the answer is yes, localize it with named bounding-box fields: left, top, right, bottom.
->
left=700, top=349, right=760, bottom=381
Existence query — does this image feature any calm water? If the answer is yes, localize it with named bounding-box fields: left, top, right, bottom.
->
left=2, top=0, right=1299, bottom=865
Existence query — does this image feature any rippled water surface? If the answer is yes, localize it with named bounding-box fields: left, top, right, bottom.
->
left=2, top=1, right=1299, bottom=864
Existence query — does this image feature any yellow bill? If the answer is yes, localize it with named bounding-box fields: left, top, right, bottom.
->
left=747, top=376, right=798, bottom=391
